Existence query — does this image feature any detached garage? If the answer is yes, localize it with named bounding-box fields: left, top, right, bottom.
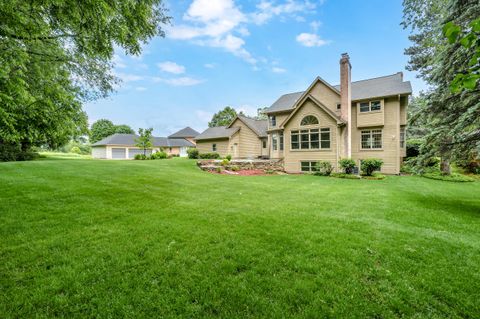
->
left=91, top=133, right=195, bottom=159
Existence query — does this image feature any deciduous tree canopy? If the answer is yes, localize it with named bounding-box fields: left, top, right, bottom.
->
left=0, top=0, right=170, bottom=158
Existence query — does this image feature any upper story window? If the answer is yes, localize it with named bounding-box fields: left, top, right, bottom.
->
left=300, top=115, right=319, bottom=126
left=269, top=115, right=276, bottom=127
left=336, top=103, right=341, bottom=110
left=361, top=130, right=382, bottom=149
left=360, top=100, right=382, bottom=113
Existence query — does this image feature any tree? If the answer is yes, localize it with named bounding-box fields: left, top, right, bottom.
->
left=135, top=128, right=153, bottom=156
left=89, top=119, right=116, bottom=144
left=255, top=107, right=268, bottom=120
left=114, top=125, right=135, bottom=135
left=402, top=0, right=480, bottom=174
left=0, top=0, right=170, bottom=159
left=209, top=107, right=237, bottom=127
left=407, top=94, right=429, bottom=139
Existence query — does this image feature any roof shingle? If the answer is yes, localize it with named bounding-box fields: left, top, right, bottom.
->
left=92, top=134, right=195, bottom=147
left=168, top=126, right=200, bottom=138
left=194, top=126, right=240, bottom=141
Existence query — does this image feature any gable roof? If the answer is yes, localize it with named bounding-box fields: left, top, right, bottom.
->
left=266, top=73, right=412, bottom=113
left=194, top=126, right=240, bottom=141
left=229, top=115, right=268, bottom=138
left=168, top=126, right=200, bottom=138
left=280, top=94, right=346, bottom=128
left=92, top=133, right=195, bottom=147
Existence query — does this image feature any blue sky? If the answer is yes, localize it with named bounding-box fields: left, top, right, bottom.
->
left=84, top=0, right=425, bottom=136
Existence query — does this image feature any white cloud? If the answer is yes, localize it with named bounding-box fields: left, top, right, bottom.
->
left=115, top=72, right=144, bottom=82
left=251, top=0, right=316, bottom=25
left=113, top=54, right=127, bottom=68
left=310, top=20, right=322, bottom=31
left=157, top=61, right=186, bottom=74
left=195, top=110, right=213, bottom=123
left=135, top=86, right=147, bottom=91
left=204, top=63, right=216, bottom=68
left=153, top=76, right=205, bottom=86
left=168, top=0, right=320, bottom=65
left=296, top=33, right=329, bottom=47
left=272, top=67, right=286, bottom=73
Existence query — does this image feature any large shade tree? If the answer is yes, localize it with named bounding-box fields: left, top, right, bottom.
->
left=402, top=0, right=480, bottom=174
left=0, top=0, right=170, bottom=158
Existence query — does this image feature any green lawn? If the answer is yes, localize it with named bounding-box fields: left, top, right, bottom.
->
left=1, top=157, right=479, bottom=318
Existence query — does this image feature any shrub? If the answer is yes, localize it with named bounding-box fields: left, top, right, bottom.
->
left=134, top=154, right=148, bottom=160
left=151, top=151, right=167, bottom=159
left=225, top=154, right=232, bottom=161
left=264, top=169, right=275, bottom=174
left=406, top=139, right=423, bottom=158
left=187, top=148, right=199, bottom=159
left=215, top=166, right=223, bottom=173
left=199, top=152, right=220, bottom=159
left=229, top=165, right=240, bottom=172
left=422, top=172, right=474, bottom=182
left=339, top=158, right=356, bottom=174
left=361, top=158, right=384, bottom=176
left=330, top=172, right=361, bottom=179
left=456, top=156, right=480, bottom=174
left=314, top=161, right=333, bottom=176
left=70, top=146, right=81, bottom=154
left=221, top=158, right=230, bottom=166
left=0, top=143, right=39, bottom=162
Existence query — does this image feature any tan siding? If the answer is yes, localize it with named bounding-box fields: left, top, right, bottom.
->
left=356, top=99, right=385, bottom=128
left=282, top=100, right=338, bottom=173
left=269, top=113, right=289, bottom=130
left=351, top=97, right=401, bottom=174
left=231, top=118, right=262, bottom=159
left=309, top=81, right=341, bottom=113
left=196, top=139, right=230, bottom=157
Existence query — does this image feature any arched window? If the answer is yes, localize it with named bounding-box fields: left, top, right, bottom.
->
left=301, top=115, right=319, bottom=126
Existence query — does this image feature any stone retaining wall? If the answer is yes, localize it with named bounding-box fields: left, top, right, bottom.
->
left=197, top=159, right=284, bottom=172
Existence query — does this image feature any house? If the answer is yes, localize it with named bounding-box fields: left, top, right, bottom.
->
left=91, top=127, right=197, bottom=159
left=168, top=126, right=199, bottom=145
left=195, top=115, right=268, bottom=158
left=265, top=53, right=411, bottom=174
left=195, top=53, right=411, bottom=174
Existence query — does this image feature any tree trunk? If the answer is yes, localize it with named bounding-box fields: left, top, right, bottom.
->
left=440, top=157, right=450, bottom=175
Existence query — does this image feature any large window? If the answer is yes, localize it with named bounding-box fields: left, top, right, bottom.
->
left=361, top=130, right=382, bottom=149
left=269, top=115, right=276, bottom=127
left=400, top=127, right=405, bottom=148
left=301, top=115, right=319, bottom=125
left=272, top=134, right=278, bottom=151
left=212, top=143, right=217, bottom=151
left=291, top=128, right=330, bottom=150
left=301, top=161, right=318, bottom=172
left=359, top=100, right=382, bottom=113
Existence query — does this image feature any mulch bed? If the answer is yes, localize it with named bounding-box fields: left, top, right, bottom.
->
left=209, top=169, right=271, bottom=176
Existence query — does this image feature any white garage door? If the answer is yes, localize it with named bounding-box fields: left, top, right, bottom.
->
left=112, top=148, right=126, bottom=159
left=128, top=148, right=152, bottom=159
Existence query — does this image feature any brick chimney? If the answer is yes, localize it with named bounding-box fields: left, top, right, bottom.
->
left=340, top=53, right=352, bottom=157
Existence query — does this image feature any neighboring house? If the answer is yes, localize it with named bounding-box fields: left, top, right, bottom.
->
left=195, top=115, right=268, bottom=158
left=168, top=126, right=199, bottom=145
left=265, top=53, right=411, bottom=174
left=91, top=127, right=196, bottom=159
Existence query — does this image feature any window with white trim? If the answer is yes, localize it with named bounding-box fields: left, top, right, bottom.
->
left=400, top=127, right=405, bottom=148
left=300, top=115, right=319, bottom=125
left=301, top=161, right=318, bottom=172
left=279, top=133, right=284, bottom=150
left=291, top=128, right=330, bottom=150
left=359, top=100, right=382, bottom=113
left=269, top=115, right=276, bottom=127
left=361, top=130, right=382, bottom=149
left=272, top=134, right=278, bottom=151
left=212, top=144, right=217, bottom=151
